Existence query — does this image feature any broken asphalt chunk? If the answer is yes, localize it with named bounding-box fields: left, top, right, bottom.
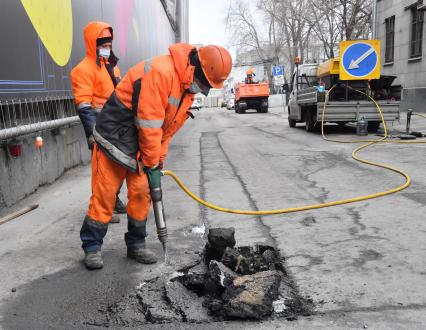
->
left=208, top=260, right=238, bottom=288
left=165, top=281, right=211, bottom=323
left=221, top=270, right=282, bottom=319
left=221, top=247, right=244, bottom=272
left=205, top=227, right=236, bottom=264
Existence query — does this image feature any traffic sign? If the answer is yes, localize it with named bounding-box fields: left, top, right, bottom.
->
left=340, top=40, right=380, bottom=80
left=273, top=75, right=284, bottom=85
left=273, top=66, right=283, bottom=76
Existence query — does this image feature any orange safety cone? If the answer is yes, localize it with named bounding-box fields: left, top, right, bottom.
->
left=35, top=136, right=43, bottom=149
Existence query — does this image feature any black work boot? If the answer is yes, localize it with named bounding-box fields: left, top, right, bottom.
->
left=84, top=251, right=103, bottom=270
left=127, top=247, right=157, bottom=264
left=114, top=197, right=126, bottom=214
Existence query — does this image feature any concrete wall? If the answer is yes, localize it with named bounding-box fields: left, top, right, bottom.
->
left=0, top=124, right=90, bottom=209
left=376, top=0, right=426, bottom=112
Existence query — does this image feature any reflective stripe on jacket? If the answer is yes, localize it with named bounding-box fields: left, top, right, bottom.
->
left=94, top=43, right=196, bottom=172
left=70, top=22, right=121, bottom=136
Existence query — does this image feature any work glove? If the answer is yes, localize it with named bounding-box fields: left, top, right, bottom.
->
left=143, top=165, right=162, bottom=190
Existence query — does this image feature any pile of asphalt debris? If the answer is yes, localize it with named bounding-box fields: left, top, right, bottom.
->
left=107, top=227, right=313, bottom=325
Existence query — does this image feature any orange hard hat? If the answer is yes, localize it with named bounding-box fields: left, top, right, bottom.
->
left=99, top=28, right=112, bottom=39
left=198, top=45, right=232, bottom=88
left=246, top=67, right=254, bottom=75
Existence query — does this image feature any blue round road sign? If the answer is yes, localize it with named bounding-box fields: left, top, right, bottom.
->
left=342, top=42, right=378, bottom=78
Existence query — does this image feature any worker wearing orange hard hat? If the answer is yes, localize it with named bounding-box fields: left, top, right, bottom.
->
left=71, top=21, right=126, bottom=218
left=245, top=67, right=255, bottom=84
left=80, top=43, right=232, bottom=269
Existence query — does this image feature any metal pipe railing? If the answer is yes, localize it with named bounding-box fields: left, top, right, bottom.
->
left=0, top=116, right=80, bottom=141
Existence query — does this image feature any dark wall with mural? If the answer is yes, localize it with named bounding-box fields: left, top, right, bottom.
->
left=0, top=0, right=177, bottom=101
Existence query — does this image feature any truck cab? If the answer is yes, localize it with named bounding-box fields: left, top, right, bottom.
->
left=288, top=63, right=319, bottom=126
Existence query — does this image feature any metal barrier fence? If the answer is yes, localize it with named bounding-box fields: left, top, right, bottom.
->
left=0, top=96, right=80, bottom=141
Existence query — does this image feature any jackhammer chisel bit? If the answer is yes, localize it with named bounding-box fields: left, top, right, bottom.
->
left=152, top=188, right=168, bottom=261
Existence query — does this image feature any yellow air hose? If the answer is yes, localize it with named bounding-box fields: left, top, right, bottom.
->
left=414, top=112, right=426, bottom=119
left=162, top=86, right=425, bottom=215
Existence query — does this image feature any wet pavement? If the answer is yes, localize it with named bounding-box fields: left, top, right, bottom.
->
left=1, top=106, right=426, bottom=328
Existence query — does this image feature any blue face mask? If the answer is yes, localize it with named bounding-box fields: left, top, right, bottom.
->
left=98, top=48, right=110, bottom=59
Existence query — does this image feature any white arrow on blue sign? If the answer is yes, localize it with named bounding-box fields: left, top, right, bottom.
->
left=273, top=66, right=283, bottom=76
left=341, top=42, right=378, bottom=78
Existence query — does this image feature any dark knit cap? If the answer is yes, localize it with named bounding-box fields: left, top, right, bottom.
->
left=96, top=37, right=113, bottom=47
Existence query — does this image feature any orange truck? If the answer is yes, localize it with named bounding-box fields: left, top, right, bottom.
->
left=234, top=82, right=270, bottom=113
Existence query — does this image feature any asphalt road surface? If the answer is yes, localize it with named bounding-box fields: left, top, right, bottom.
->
left=1, top=106, right=426, bottom=329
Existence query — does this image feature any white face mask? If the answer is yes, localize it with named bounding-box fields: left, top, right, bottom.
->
left=98, top=48, right=110, bottom=59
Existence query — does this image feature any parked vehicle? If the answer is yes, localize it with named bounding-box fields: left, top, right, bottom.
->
left=234, top=82, right=270, bottom=113
left=286, top=58, right=401, bottom=132
left=226, top=98, right=235, bottom=110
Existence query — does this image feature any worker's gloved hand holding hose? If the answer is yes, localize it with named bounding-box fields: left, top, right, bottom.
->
left=144, top=165, right=168, bottom=260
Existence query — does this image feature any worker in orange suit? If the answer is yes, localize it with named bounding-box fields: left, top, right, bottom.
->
left=245, top=67, right=255, bottom=84
left=70, top=21, right=126, bottom=218
left=80, top=43, right=232, bottom=269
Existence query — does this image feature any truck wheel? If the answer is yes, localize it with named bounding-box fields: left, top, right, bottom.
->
left=260, top=99, right=268, bottom=113
left=239, top=102, right=247, bottom=114
left=368, top=121, right=381, bottom=133
left=288, top=110, right=296, bottom=127
left=305, top=109, right=317, bottom=132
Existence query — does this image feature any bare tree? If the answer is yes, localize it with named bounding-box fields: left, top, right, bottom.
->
left=337, top=0, right=373, bottom=40
left=226, top=0, right=288, bottom=81
left=308, top=0, right=341, bottom=58
left=225, top=0, right=374, bottom=82
left=275, top=0, right=313, bottom=77
left=308, top=0, right=373, bottom=58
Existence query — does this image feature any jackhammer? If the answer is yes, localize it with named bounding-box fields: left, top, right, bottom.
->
left=145, top=166, right=168, bottom=261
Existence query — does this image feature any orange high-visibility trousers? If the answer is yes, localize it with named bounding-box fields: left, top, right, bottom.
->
left=87, top=144, right=151, bottom=224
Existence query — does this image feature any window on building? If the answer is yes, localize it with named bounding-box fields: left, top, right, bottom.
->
left=385, top=16, right=395, bottom=62
left=410, top=7, right=424, bottom=58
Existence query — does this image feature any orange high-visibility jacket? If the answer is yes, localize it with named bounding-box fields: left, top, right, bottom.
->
left=94, top=43, right=196, bottom=171
left=70, top=22, right=121, bottom=112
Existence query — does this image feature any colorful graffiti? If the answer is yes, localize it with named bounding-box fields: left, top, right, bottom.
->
left=20, top=0, right=73, bottom=67
left=0, top=0, right=178, bottom=100
left=115, top=0, right=137, bottom=57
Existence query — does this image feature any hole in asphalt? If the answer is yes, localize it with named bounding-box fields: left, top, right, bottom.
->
left=106, top=227, right=314, bottom=325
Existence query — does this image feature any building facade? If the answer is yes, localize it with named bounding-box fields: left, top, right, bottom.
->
left=376, top=0, right=426, bottom=111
